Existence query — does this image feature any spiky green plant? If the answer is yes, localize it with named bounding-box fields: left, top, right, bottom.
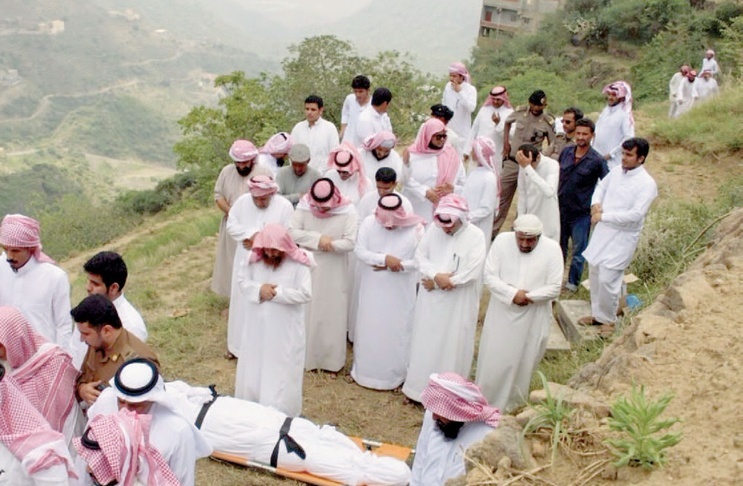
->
left=522, top=371, right=576, bottom=464
left=605, top=384, right=682, bottom=470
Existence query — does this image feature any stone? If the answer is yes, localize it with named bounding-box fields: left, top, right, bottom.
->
left=634, top=314, right=674, bottom=347
left=466, top=416, right=534, bottom=471
left=555, top=300, right=601, bottom=344
left=515, top=408, right=539, bottom=427
left=545, top=318, right=571, bottom=357
left=529, top=382, right=611, bottom=418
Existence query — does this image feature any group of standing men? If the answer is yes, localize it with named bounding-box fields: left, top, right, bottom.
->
left=668, top=49, right=721, bottom=118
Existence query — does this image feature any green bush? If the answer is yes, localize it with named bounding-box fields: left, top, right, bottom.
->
left=116, top=171, right=199, bottom=215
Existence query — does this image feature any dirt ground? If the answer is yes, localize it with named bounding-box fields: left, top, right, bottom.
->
left=59, top=132, right=741, bottom=484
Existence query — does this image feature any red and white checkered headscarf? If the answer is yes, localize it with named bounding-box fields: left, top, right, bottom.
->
left=433, top=194, right=470, bottom=228
left=327, top=142, right=369, bottom=196
left=408, top=119, right=461, bottom=189
left=259, top=132, right=293, bottom=155
left=602, top=81, right=634, bottom=127
left=0, top=373, right=77, bottom=479
left=361, top=131, right=397, bottom=152
left=74, top=409, right=180, bottom=486
left=448, top=62, right=471, bottom=83
left=420, top=372, right=500, bottom=427
left=249, top=224, right=313, bottom=267
left=248, top=175, right=279, bottom=197
left=298, top=178, right=353, bottom=219
left=471, top=137, right=498, bottom=173
left=0, top=214, right=56, bottom=264
left=375, top=194, right=425, bottom=229
left=483, top=85, right=512, bottom=108
left=0, top=307, right=77, bottom=432
left=228, top=140, right=259, bottom=162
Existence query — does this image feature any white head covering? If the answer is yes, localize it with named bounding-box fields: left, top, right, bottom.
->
left=513, top=214, right=543, bottom=236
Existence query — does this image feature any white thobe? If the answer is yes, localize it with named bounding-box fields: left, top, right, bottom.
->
left=410, top=410, right=494, bottom=486
left=360, top=148, right=404, bottom=183
left=695, top=77, right=719, bottom=101
left=290, top=118, right=340, bottom=172
left=467, top=104, right=514, bottom=168
left=325, top=170, right=373, bottom=207
left=212, top=164, right=250, bottom=296
left=225, top=194, right=294, bottom=356
left=402, top=223, right=486, bottom=402
left=341, top=93, right=370, bottom=147
left=355, top=107, right=393, bottom=147
left=0, top=442, right=72, bottom=486
left=113, top=293, right=147, bottom=342
left=516, top=157, right=560, bottom=241
left=583, top=165, right=657, bottom=324
left=164, top=382, right=412, bottom=486
left=0, top=257, right=73, bottom=355
left=289, top=208, right=358, bottom=372
left=475, top=233, right=563, bottom=411
left=702, top=57, right=719, bottom=77
left=87, top=389, right=212, bottom=486
left=235, top=258, right=312, bottom=417
left=257, top=152, right=286, bottom=177
left=583, top=165, right=658, bottom=271
left=593, top=104, right=634, bottom=171
left=676, top=79, right=698, bottom=116
left=401, top=153, right=466, bottom=223
left=463, top=166, right=499, bottom=252
left=442, top=81, right=477, bottom=147
left=668, top=72, right=685, bottom=118
left=350, top=217, right=421, bottom=390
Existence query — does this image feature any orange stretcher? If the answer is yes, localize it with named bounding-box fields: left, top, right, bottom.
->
left=210, top=437, right=414, bottom=486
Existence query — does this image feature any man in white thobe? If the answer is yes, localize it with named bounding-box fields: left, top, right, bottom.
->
left=290, top=95, right=340, bottom=172
left=516, top=144, right=560, bottom=241
left=0, top=214, right=74, bottom=356
left=593, top=81, right=635, bottom=171
left=83, top=251, right=147, bottom=342
left=289, top=178, right=358, bottom=376
left=88, top=359, right=212, bottom=486
left=411, top=373, right=500, bottom=486
left=257, top=131, right=293, bottom=177
left=340, top=75, right=371, bottom=146
left=350, top=194, right=424, bottom=390
left=582, top=138, right=658, bottom=335
left=0, top=369, right=76, bottom=486
left=225, top=175, right=294, bottom=358
left=402, top=118, right=466, bottom=223
left=668, top=65, right=690, bottom=118
left=464, top=137, right=499, bottom=253
left=675, top=70, right=699, bottom=117
left=324, top=142, right=373, bottom=207
left=234, top=224, right=313, bottom=417
left=695, top=70, right=719, bottom=101
left=701, top=49, right=719, bottom=77
left=442, top=62, right=477, bottom=155
left=355, top=87, right=393, bottom=145
left=211, top=139, right=271, bottom=296
left=359, top=131, right=404, bottom=183
left=475, top=215, right=563, bottom=411
left=158, top=381, right=413, bottom=486
left=402, top=195, right=485, bottom=402
left=467, top=85, right=514, bottom=169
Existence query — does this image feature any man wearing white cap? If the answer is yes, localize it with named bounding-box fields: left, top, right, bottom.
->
left=402, top=195, right=485, bottom=402
left=350, top=194, right=424, bottom=390
left=475, top=214, right=563, bottom=412
left=211, top=139, right=271, bottom=297
left=411, top=372, right=500, bottom=486
left=276, top=143, right=322, bottom=206
left=225, top=175, right=293, bottom=359
left=87, top=358, right=212, bottom=486
left=0, top=214, right=75, bottom=355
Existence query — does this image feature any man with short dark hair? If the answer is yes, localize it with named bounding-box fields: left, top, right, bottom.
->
left=516, top=143, right=560, bottom=241
left=355, top=87, right=393, bottom=145
left=495, top=90, right=555, bottom=236
left=581, top=138, right=657, bottom=336
left=84, top=251, right=147, bottom=342
left=72, top=294, right=159, bottom=406
left=277, top=143, right=321, bottom=206
left=340, top=75, right=371, bottom=144
left=357, top=167, right=412, bottom=221
left=290, top=95, right=340, bottom=171
left=558, top=118, right=608, bottom=292
left=545, top=106, right=584, bottom=158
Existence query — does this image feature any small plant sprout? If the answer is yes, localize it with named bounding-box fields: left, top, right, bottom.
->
left=605, top=383, right=682, bottom=470
left=522, top=371, right=576, bottom=464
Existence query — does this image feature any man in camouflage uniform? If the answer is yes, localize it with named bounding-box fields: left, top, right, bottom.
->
left=493, top=90, right=555, bottom=236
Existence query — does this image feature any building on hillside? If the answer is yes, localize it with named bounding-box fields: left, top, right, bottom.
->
left=479, top=0, right=562, bottom=37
